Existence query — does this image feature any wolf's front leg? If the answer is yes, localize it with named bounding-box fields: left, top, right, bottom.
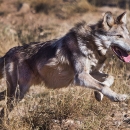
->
left=90, top=71, right=114, bottom=101
left=95, top=75, right=114, bottom=101
left=75, top=72, right=128, bottom=102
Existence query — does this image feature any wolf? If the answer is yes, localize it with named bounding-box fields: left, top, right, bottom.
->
left=0, top=11, right=130, bottom=116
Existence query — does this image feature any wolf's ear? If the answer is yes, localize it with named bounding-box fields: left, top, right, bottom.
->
left=102, top=12, right=114, bottom=30
left=117, top=12, right=126, bottom=24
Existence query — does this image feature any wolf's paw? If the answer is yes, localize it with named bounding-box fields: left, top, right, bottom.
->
left=94, top=91, right=104, bottom=102
left=101, top=87, right=128, bottom=102
left=111, top=94, right=128, bottom=102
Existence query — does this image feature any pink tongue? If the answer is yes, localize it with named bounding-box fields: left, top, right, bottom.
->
left=118, top=48, right=130, bottom=63
left=122, top=55, right=130, bottom=62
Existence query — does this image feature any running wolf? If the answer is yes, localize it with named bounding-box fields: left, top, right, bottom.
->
left=0, top=11, right=130, bottom=116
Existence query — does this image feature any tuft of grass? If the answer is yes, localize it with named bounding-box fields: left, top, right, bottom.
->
left=0, top=23, right=19, bottom=56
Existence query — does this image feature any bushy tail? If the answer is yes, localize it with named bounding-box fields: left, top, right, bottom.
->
left=0, top=57, right=4, bottom=79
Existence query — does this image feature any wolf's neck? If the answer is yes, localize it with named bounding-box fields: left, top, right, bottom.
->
left=92, top=33, right=111, bottom=56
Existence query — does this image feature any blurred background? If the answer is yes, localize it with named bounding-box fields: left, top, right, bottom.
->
left=0, top=0, right=130, bottom=130
left=0, top=0, right=130, bottom=55
left=89, top=0, right=130, bottom=9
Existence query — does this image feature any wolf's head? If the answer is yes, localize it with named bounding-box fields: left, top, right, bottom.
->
left=93, top=12, right=130, bottom=63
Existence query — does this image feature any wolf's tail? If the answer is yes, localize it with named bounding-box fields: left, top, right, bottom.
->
left=0, top=57, right=4, bottom=79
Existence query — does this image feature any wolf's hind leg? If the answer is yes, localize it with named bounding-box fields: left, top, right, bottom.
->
left=90, top=71, right=114, bottom=87
left=102, top=75, right=114, bottom=87
left=94, top=75, right=114, bottom=101
left=0, top=62, right=32, bottom=117
left=91, top=71, right=114, bottom=101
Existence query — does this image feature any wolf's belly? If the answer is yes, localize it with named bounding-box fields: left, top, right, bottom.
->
left=40, top=64, right=74, bottom=88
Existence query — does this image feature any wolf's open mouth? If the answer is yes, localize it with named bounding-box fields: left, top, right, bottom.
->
left=111, top=46, right=130, bottom=63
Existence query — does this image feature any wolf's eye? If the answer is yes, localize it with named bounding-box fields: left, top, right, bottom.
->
left=117, top=35, right=123, bottom=38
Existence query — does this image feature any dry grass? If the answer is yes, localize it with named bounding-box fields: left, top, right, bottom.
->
left=0, top=23, right=18, bottom=56
left=0, top=0, right=130, bottom=130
